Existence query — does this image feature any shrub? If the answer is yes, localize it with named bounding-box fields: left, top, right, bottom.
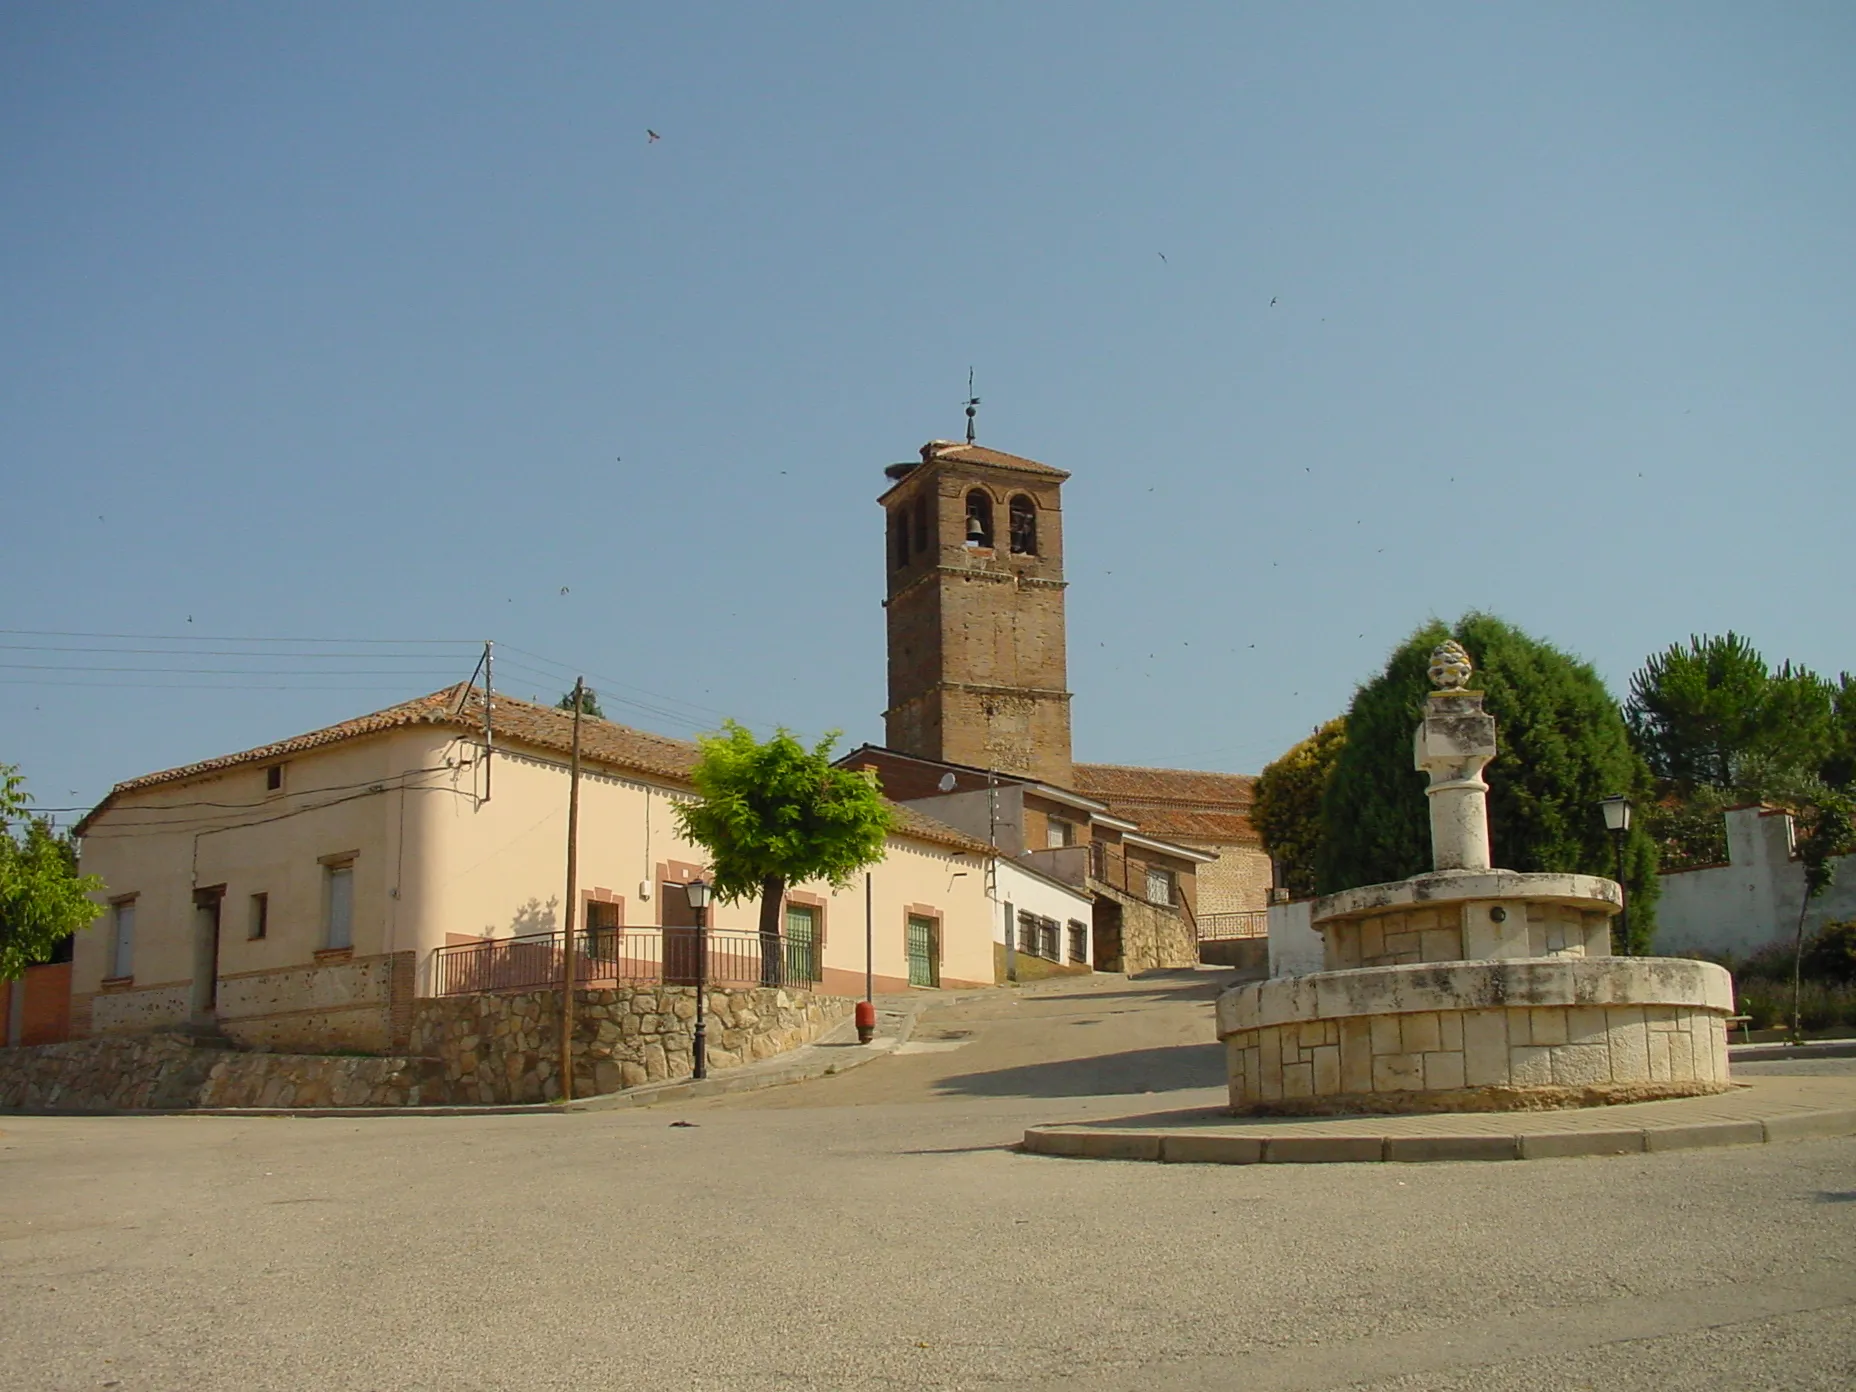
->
left=1734, top=979, right=1856, bottom=1032
left=1800, top=919, right=1856, bottom=985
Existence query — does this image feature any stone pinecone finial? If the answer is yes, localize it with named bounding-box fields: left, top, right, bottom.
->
left=1428, top=639, right=1473, bottom=691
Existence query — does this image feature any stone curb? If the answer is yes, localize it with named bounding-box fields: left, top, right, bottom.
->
left=6, top=1002, right=926, bottom=1121
left=1021, top=1107, right=1856, bottom=1166
left=1730, top=1041, right=1856, bottom=1062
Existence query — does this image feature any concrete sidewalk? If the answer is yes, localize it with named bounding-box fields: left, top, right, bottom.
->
left=1025, top=1073, right=1856, bottom=1164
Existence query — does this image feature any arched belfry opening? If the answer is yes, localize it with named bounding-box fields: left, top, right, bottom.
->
left=914, top=495, right=932, bottom=553
left=964, top=490, right=994, bottom=549
left=1008, top=494, right=1037, bottom=556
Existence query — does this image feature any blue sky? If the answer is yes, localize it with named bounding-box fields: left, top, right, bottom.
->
left=4, top=3, right=1853, bottom=820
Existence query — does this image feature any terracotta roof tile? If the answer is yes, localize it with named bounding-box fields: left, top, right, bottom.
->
left=1072, top=762, right=1260, bottom=847
left=78, top=686, right=993, bottom=854
left=923, top=440, right=1071, bottom=479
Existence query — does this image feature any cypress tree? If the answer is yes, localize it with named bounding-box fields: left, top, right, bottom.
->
left=1315, top=614, right=1659, bottom=948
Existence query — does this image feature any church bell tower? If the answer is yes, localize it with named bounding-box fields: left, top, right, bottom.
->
left=878, top=438, right=1074, bottom=786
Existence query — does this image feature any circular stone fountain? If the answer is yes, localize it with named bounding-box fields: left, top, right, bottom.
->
left=1216, top=642, right=1733, bottom=1115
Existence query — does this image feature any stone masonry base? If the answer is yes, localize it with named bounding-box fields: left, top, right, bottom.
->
left=1225, top=1003, right=1730, bottom=1115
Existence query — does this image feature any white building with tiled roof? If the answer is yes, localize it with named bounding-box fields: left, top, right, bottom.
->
left=68, top=686, right=996, bottom=1052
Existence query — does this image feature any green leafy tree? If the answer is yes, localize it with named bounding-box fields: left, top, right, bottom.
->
left=1626, top=633, right=1836, bottom=790
left=556, top=687, right=605, bottom=719
left=1253, top=718, right=1346, bottom=900
left=1, top=765, right=104, bottom=980
left=672, top=723, right=893, bottom=979
left=1315, top=615, right=1659, bottom=948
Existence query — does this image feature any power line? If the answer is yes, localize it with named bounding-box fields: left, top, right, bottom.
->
left=0, top=628, right=475, bottom=645
left=0, top=643, right=475, bottom=659
left=0, top=663, right=463, bottom=676
left=498, top=644, right=748, bottom=726
left=1, top=678, right=460, bottom=691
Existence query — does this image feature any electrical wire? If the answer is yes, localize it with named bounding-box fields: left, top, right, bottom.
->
left=76, top=765, right=477, bottom=839
left=0, top=643, right=476, bottom=659
left=1, top=679, right=462, bottom=691
left=0, top=628, right=475, bottom=644
left=0, top=663, right=464, bottom=675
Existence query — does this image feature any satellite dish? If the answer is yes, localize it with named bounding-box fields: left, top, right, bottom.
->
left=937, top=772, right=957, bottom=793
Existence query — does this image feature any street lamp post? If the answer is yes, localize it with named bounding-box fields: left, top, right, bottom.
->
left=685, top=879, right=712, bottom=1080
left=1600, top=795, right=1632, bottom=956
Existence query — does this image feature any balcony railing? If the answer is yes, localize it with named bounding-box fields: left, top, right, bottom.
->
left=1197, top=910, right=1268, bottom=942
left=430, top=928, right=816, bottom=997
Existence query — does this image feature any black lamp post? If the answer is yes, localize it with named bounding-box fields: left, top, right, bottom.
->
left=684, top=879, right=712, bottom=1079
left=1600, top=795, right=1632, bottom=956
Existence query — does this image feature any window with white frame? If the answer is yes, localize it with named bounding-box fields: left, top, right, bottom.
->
left=1046, top=818, right=1074, bottom=849
left=1145, top=866, right=1175, bottom=906
left=324, top=859, right=355, bottom=949
left=110, top=899, right=136, bottom=978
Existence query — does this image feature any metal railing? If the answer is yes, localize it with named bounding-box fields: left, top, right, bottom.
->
left=1197, top=910, right=1269, bottom=942
left=430, top=928, right=815, bottom=997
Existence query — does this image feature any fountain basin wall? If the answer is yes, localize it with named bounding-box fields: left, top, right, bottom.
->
left=1215, top=957, right=1734, bottom=1115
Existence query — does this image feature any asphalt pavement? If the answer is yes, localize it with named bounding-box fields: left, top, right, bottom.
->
left=2, top=969, right=1852, bottom=1391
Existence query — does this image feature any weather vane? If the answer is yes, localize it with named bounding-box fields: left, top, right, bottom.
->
left=964, top=367, right=980, bottom=444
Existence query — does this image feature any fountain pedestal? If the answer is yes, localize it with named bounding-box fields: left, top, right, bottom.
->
left=1217, top=643, right=1732, bottom=1115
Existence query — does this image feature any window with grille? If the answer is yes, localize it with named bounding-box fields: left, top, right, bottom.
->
left=1039, top=918, right=1059, bottom=961
left=1145, top=867, right=1175, bottom=906
left=1068, top=921, right=1087, bottom=963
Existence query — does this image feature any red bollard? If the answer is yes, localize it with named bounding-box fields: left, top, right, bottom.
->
left=855, top=1000, right=877, bottom=1044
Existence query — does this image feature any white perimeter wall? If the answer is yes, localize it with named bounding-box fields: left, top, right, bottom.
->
left=1656, top=807, right=1856, bottom=959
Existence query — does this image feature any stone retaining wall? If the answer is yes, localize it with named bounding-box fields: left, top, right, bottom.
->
left=409, top=985, right=855, bottom=1105
left=0, top=1034, right=443, bottom=1111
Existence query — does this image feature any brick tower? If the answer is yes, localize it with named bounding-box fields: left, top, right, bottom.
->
left=879, top=439, right=1073, bottom=786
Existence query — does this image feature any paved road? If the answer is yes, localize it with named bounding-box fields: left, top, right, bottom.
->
left=3, top=971, right=1853, bottom=1391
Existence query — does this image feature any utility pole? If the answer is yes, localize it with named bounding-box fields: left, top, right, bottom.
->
left=483, top=640, right=494, bottom=803
left=558, top=676, right=584, bottom=1101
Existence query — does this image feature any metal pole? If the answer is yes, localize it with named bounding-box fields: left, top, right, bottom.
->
left=559, top=677, right=583, bottom=1100
left=692, top=903, right=708, bottom=1080
left=482, top=641, right=494, bottom=803
left=864, top=871, right=873, bottom=1005
left=1613, top=829, right=1630, bottom=957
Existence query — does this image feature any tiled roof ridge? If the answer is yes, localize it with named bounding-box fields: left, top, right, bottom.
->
left=923, top=440, right=1070, bottom=479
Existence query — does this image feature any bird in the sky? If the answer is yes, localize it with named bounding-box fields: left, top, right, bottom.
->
left=1157, top=252, right=1167, bottom=263
left=1270, top=297, right=1278, bottom=307
left=559, top=587, right=569, bottom=596
left=647, top=130, right=660, bottom=142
